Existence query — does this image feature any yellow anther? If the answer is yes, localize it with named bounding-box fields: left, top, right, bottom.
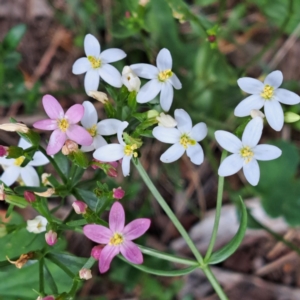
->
left=87, top=125, right=97, bottom=137
left=261, top=85, right=274, bottom=100
left=158, top=69, right=173, bottom=82
left=124, top=144, right=138, bottom=157
left=240, top=146, right=254, bottom=163
left=179, top=134, right=196, bottom=149
left=14, top=156, right=25, bottom=166
left=109, top=233, right=123, bottom=246
left=87, top=55, right=101, bottom=69
left=58, top=118, right=69, bottom=132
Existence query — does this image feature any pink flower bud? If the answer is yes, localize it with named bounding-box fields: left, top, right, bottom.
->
left=0, top=183, right=5, bottom=201
left=72, top=200, right=87, bottom=214
left=43, top=296, right=55, bottom=300
left=113, top=187, right=125, bottom=200
left=91, top=245, right=103, bottom=260
left=45, top=230, right=57, bottom=246
left=24, top=191, right=36, bottom=203
left=0, top=145, right=8, bottom=157
left=125, top=11, right=130, bottom=18
left=79, top=268, right=92, bottom=280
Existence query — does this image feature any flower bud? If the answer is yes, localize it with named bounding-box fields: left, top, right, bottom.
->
left=0, top=123, right=29, bottom=133
left=24, top=191, right=36, bottom=203
left=0, top=183, right=5, bottom=201
left=284, top=112, right=300, bottom=123
left=34, top=188, right=55, bottom=197
left=36, top=296, right=55, bottom=300
left=45, top=230, right=57, bottom=246
left=139, top=0, right=149, bottom=6
left=208, top=35, right=216, bottom=43
left=121, top=66, right=141, bottom=92
left=250, top=109, right=265, bottom=119
left=156, top=113, right=177, bottom=128
left=79, top=268, right=92, bottom=280
left=0, top=145, right=8, bottom=157
left=88, top=91, right=108, bottom=103
left=147, top=110, right=159, bottom=119
left=62, top=139, right=78, bottom=155
left=26, top=216, right=48, bottom=233
left=91, top=245, right=103, bottom=260
left=72, top=200, right=87, bottom=214
left=113, top=187, right=125, bottom=200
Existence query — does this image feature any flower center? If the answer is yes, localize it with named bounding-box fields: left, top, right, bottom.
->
left=158, top=69, right=173, bottom=82
left=109, top=233, right=124, bottom=246
left=14, top=156, right=25, bottom=166
left=58, top=118, right=69, bottom=132
left=124, top=144, right=138, bottom=157
left=261, top=85, right=274, bottom=100
left=87, top=125, right=97, bottom=137
left=87, top=55, right=101, bottom=69
left=179, top=134, right=196, bottom=149
left=240, top=146, right=254, bottom=163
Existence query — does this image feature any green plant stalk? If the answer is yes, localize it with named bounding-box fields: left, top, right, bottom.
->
left=39, top=257, right=45, bottom=295
left=46, top=255, right=74, bottom=278
left=205, top=151, right=227, bottom=261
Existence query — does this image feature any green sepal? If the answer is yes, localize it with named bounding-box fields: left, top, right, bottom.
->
left=6, top=146, right=24, bottom=159
left=128, top=91, right=137, bottom=110
left=68, top=150, right=89, bottom=169
left=123, top=133, right=143, bottom=148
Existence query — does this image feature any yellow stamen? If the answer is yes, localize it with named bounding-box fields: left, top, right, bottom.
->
left=109, top=233, right=123, bottom=246
left=261, top=85, right=274, bottom=100
left=87, top=55, right=101, bottom=69
left=58, top=118, right=69, bottom=132
left=14, top=156, right=25, bottom=166
left=124, top=144, right=138, bottom=157
left=179, top=134, right=196, bottom=149
left=87, top=125, right=97, bottom=137
left=158, top=69, right=173, bottom=82
left=240, top=146, right=254, bottom=163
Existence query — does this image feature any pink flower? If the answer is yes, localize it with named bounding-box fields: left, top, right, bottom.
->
left=83, top=202, right=150, bottom=273
left=33, top=95, right=93, bottom=155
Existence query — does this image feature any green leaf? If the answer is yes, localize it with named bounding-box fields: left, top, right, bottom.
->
left=53, top=151, right=69, bottom=176
left=4, top=194, right=28, bottom=208
left=2, top=24, right=27, bottom=51
left=208, top=197, right=247, bottom=264
left=14, top=186, right=48, bottom=194
left=66, top=219, right=88, bottom=227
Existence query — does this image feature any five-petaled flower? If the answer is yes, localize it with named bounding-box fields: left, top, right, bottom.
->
left=83, top=201, right=150, bottom=273
left=72, top=34, right=126, bottom=94
left=27, top=215, right=48, bottom=234
left=33, top=95, right=93, bottom=155
left=153, top=109, right=207, bottom=165
left=130, top=48, right=182, bottom=112
left=234, top=70, right=300, bottom=131
left=215, top=117, right=282, bottom=186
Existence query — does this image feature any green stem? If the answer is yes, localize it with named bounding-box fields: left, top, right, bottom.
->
left=134, top=159, right=204, bottom=265
left=205, top=151, right=227, bottom=261
left=46, top=254, right=74, bottom=278
left=39, top=257, right=45, bottom=294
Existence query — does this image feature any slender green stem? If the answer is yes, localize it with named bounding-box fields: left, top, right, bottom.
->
left=205, top=151, right=227, bottom=261
left=134, top=159, right=204, bottom=265
left=46, top=254, right=74, bottom=278
left=39, top=257, right=45, bottom=294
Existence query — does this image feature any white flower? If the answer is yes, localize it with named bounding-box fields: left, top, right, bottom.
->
left=0, top=138, right=49, bottom=186
left=72, top=34, right=126, bottom=94
left=130, top=48, right=182, bottom=112
left=215, top=117, right=282, bottom=186
left=156, top=112, right=177, bottom=128
left=250, top=109, right=265, bottom=119
left=26, top=216, right=48, bottom=233
left=121, top=66, right=141, bottom=92
left=81, top=101, right=122, bottom=152
left=152, top=109, right=207, bottom=165
left=93, top=122, right=136, bottom=176
left=234, top=70, right=300, bottom=131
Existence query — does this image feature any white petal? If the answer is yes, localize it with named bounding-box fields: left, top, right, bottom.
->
left=191, top=122, right=207, bottom=142
left=152, top=127, right=180, bottom=143
left=21, top=166, right=40, bottom=186
left=237, top=78, right=264, bottom=94
left=18, top=138, right=31, bottom=149
left=234, top=95, right=264, bottom=117
left=0, top=157, right=14, bottom=166
left=186, top=143, right=204, bottom=165
left=93, top=144, right=124, bottom=162
left=160, top=83, right=173, bottom=112
left=169, top=73, right=182, bottom=89
left=214, top=131, right=242, bottom=153
left=253, top=144, right=282, bottom=161
left=241, top=117, right=263, bottom=147
left=175, top=109, right=192, bottom=133
left=264, top=70, right=283, bottom=88
left=122, top=155, right=131, bottom=177
left=93, top=134, right=108, bottom=148
left=30, top=151, right=49, bottom=166
left=275, top=88, right=300, bottom=105
left=82, top=101, right=98, bottom=128
left=130, top=64, right=158, bottom=79
left=218, top=154, right=243, bottom=176
left=97, top=119, right=122, bottom=135
left=72, top=57, right=90, bottom=75
left=264, top=100, right=284, bottom=131
left=0, top=166, right=20, bottom=186
left=81, top=144, right=95, bottom=152
left=136, top=79, right=162, bottom=103
left=100, top=48, right=126, bottom=63
left=156, top=48, right=172, bottom=71
left=84, top=34, right=101, bottom=57
left=84, top=69, right=100, bottom=94
left=117, top=121, right=129, bottom=145
left=243, top=159, right=260, bottom=186
left=98, top=64, right=122, bottom=88
left=160, top=143, right=185, bottom=163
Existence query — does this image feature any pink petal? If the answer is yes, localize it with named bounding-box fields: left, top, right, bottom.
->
left=83, top=224, right=112, bottom=244
left=42, top=94, right=64, bottom=119
left=65, top=104, right=84, bottom=124
left=123, top=218, right=151, bottom=240
left=66, top=125, right=93, bottom=146
left=109, top=202, right=125, bottom=233
left=120, top=240, right=143, bottom=264
left=33, top=119, right=58, bottom=131
left=99, top=245, right=120, bottom=273
left=46, top=129, right=66, bottom=155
